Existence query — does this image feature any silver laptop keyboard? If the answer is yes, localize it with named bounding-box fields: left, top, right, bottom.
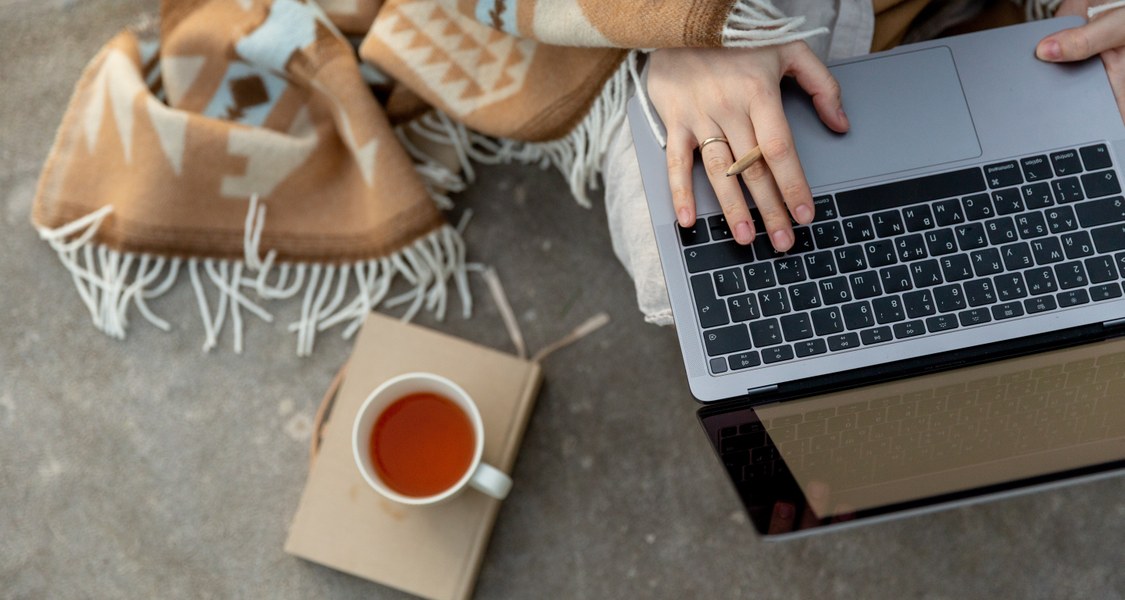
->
left=683, top=144, right=1125, bottom=375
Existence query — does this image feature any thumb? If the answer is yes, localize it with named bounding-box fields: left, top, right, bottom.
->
left=1037, top=13, right=1125, bottom=62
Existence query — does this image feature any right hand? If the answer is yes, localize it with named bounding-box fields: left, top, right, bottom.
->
left=647, top=44, right=849, bottom=252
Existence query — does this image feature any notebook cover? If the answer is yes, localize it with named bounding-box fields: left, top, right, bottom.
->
left=285, top=313, right=542, bottom=600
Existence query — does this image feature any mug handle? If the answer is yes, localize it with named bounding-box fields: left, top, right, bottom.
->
left=469, top=462, right=512, bottom=500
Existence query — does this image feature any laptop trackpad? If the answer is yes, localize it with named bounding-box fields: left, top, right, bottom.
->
left=784, top=46, right=982, bottom=189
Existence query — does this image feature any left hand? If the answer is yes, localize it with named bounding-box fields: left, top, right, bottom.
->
left=1036, top=0, right=1125, bottom=121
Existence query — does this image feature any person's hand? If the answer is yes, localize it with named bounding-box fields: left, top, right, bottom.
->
left=647, top=44, right=849, bottom=252
left=1036, top=0, right=1125, bottom=121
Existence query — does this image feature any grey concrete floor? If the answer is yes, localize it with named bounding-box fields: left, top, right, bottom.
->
left=3, top=2, right=1124, bottom=599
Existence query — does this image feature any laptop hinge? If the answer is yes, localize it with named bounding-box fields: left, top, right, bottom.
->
left=746, top=384, right=779, bottom=397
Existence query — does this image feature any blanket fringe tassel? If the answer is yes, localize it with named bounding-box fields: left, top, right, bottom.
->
left=36, top=195, right=471, bottom=356
left=399, top=51, right=632, bottom=209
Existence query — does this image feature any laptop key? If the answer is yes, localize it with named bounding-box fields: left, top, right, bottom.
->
left=991, top=302, right=1025, bottom=320
left=958, top=308, right=992, bottom=326
left=935, top=283, right=967, bottom=311
left=860, top=326, right=893, bottom=345
left=1024, top=295, right=1058, bottom=314
left=843, top=301, right=875, bottom=329
left=1016, top=212, right=1049, bottom=239
left=713, top=268, right=745, bottom=295
left=812, top=195, right=838, bottom=222
left=1054, top=261, right=1088, bottom=289
left=985, top=217, right=1018, bottom=245
left=834, top=245, right=867, bottom=273
left=992, top=188, right=1024, bottom=215
left=994, top=272, right=1028, bottom=300
left=819, top=276, right=853, bottom=305
left=1090, top=283, right=1123, bottom=301
left=1117, top=252, right=1125, bottom=277
left=893, top=320, right=927, bottom=339
left=750, top=318, right=783, bottom=347
left=1021, top=182, right=1054, bottom=209
left=940, top=254, right=974, bottom=281
left=1050, top=149, right=1083, bottom=176
left=811, top=307, right=844, bottom=335
left=1001, top=242, right=1034, bottom=271
left=903, top=205, right=936, bottom=231
left=1079, top=144, right=1112, bottom=171
left=789, top=282, right=822, bottom=310
left=1021, top=154, right=1053, bottom=181
left=811, top=222, right=846, bottom=249
left=986, top=161, right=1023, bottom=188
left=685, top=241, right=754, bottom=273
left=1053, top=176, right=1085, bottom=203
left=790, top=227, right=816, bottom=254
left=708, top=215, right=733, bottom=241
left=1081, top=171, right=1121, bottom=199
left=775, top=257, right=806, bottom=284
left=1085, top=255, right=1117, bottom=283
left=864, top=240, right=897, bottom=267
left=925, top=229, right=958, bottom=256
left=1062, top=231, right=1095, bottom=259
left=691, top=274, right=731, bottom=328
left=758, top=288, right=790, bottom=316
left=1076, top=196, right=1125, bottom=228
left=848, top=270, right=882, bottom=300
left=933, top=199, right=966, bottom=226
left=895, top=233, right=929, bottom=261
left=910, top=259, right=944, bottom=288
left=827, top=332, right=861, bottom=351
left=1045, top=205, right=1079, bottom=234
left=761, top=345, right=796, bottom=364
left=962, top=193, right=995, bottom=221
left=803, top=251, right=838, bottom=278
left=752, top=234, right=784, bottom=261
left=955, top=222, right=988, bottom=250
left=1092, top=223, right=1125, bottom=253
left=679, top=222, right=710, bottom=246
left=1030, top=238, right=1065, bottom=264
left=843, top=216, right=875, bottom=243
left=903, top=289, right=936, bottom=318
left=836, top=167, right=986, bottom=217
left=1057, top=289, right=1090, bottom=307
left=728, top=351, right=762, bottom=371
left=704, top=324, right=752, bottom=356
left=1024, top=267, right=1058, bottom=295
left=971, top=248, right=1004, bottom=276
left=794, top=339, right=828, bottom=357
left=872, top=296, right=906, bottom=323
left=744, top=263, right=776, bottom=290
left=710, top=358, right=728, bottom=374
left=880, top=265, right=913, bottom=293
left=873, top=211, right=906, bottom=237
left=925, top=314, right=959, bottom=332
left=728, top=293, right=761, bottom=322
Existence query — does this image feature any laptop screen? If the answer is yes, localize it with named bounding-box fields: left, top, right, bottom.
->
left=698, top=337, right=1125, bottom=537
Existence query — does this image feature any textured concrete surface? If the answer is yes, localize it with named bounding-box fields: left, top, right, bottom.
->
left=2, top=2, right=1124, bottom=599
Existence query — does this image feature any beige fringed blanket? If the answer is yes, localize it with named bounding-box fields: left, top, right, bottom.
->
left=31, top=0, right=826, bottom=354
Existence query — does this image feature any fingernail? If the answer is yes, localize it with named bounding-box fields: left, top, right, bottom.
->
left=772, top=229, right=791, bottom=251
left=678, top=208, right=691, bottom=227
left=837, top=107, right=849, bottom=128
left=735, top=221, right=753, bottom=244
left=1038, top=39, right=1061, bottom=61
left=795, top=204, right=814, bottom=224
left=776, top=503, right=794, bottom=520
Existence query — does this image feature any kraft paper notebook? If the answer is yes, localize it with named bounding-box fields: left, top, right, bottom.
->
left=285, top=313, right=543, bottom=600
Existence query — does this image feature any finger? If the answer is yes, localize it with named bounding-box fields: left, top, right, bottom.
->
left=724, top=116, right=792, bottom=251
left=1105, top=50, right=1125, bottom=123
left=1037, top=11, right=1125, bottom=62
left=699, top=129, right=756, bottom=244
left=666, top=126, right=698, bottom=228
left=767, top=501, right=797, bottom=535
left=786, top=44, right=850, bottom=133
left=746, top=80, right=816, bottom=231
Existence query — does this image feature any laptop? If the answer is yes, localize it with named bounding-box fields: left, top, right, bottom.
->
left=629, top=17, right=1125, bottom=538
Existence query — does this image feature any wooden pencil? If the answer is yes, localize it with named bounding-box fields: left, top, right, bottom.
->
left=725, top=146, right=763, bottom=177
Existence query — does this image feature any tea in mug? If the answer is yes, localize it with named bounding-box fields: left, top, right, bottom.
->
left=370, top=392, right=475, bottom=497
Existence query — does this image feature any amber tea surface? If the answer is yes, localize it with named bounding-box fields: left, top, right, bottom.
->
left=370, top=392, right=475, bottom=497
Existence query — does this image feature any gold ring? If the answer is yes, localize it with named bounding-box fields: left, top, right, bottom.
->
left=699, top=136, right=729, bottom=150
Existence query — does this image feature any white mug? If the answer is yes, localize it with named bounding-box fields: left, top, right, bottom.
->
left=352, top=372, right=512, bottom=505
